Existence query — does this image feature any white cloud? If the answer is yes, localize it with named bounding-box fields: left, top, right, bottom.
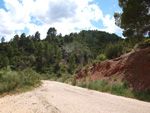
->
left=101, top=14, right=123, bottom=34
left=0, top=0, right=123, bottom=41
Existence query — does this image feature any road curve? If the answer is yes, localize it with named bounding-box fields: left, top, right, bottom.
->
left=0, top=80, right=150, bottom=113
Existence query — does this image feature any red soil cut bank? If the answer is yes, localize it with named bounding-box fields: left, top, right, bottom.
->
left=78, top=47, right=150, bottom=91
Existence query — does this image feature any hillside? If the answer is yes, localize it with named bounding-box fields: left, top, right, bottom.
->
left=0, top=29, right=122, bottom=75
left=78, top=47, right=150, bottom=92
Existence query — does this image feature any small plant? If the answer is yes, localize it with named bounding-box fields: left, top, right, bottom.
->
left=113, top=76, right=117, bottom=81
left=92, top=60, right=101, bottom=66
left=87, top=71, right=92, bottom=88
left=144, top=38, right=150, bottom=44
left=96, top=54, right=107, bottom=61
left=72, top=74, right=77, bottom=86
left=77, top=78, right=86, bottom=88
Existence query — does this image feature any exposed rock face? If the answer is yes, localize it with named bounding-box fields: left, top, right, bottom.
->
left=78, top=47, right=150, bottom=92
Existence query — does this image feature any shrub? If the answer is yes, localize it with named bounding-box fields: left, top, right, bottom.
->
left=96, top=54, right=107, bottom=61
left=105, top=42, right=124, bottom=59
left=20, top=68, right=41, bottom=86
left=2, top=57, right=9, bottom=68
left=92, top=60, right=101, bottom=66
left=111, top=82, right=126, bottom=95
left=0, top=71, right=20, bottom=93
left=133, top=91, right=150, bottom=102
left=87, top=72, right=92, bottom=88
left=144, top=38, right=150, bottom=44
left=72, top=74, right=77, bottom=86
left=0, top=68, right=41, bottom=94
left=56, top=70, right=62, bottom=77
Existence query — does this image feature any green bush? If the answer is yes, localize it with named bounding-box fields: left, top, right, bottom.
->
left=72, top=74, right=77, bottom=86
left=105, top=42, right=124, bottom=59
left=111, top=82, right=127, bottom=95
left=92, top=60, right=101, bottom=66
left=144, top=38, right=150, bottom=44
left=0, top=71, right=19, bottom=93
left=0, top=68, right=41, bottom=94
left=124, top=35, right=145, bottom=47
left=89, top=80, right=110, bottom=92
left=133, top=91, right=150, bottom=102
left=96, top=54, right=107, bottom=61
left=20, top=68, right=41, bottom=86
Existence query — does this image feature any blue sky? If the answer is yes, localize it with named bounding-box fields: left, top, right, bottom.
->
left=0, top=0, right=122, bottom=41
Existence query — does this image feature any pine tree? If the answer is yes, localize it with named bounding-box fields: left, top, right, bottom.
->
left=69, top=53, right=76, bottom=74
left=2, top=56, right=9, bottom=68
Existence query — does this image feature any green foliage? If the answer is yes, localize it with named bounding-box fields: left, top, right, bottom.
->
left=96, top=54, right=107, bottom=61
left=29, top=55, right=36, bottom=64
left=35, top=31, right=40, bottom=41
left=92, top=60, right=101, bottom=66
left=144, top=38, right=150, bottom=44
left=83, top=51, right=88, bottom=65
left=72, top=74, right=77, bottom=86
left=78, top=80, right=110, bottom=91
left=20, top=68, right=40, bottom=86
left=28, top=40, right=35, bottom=54
left=78, top=80, right=132, bottom=98
left=10, top=56, right=21, bottom=70
left=7, top=46, right=14, bottom=58
left=132, top=91, right=150, bottom=102
left=78, top=79, right=150, bottom=101
left=114, top=0, right=150, bottom=46
left=19, top=33, right=26, bottom=47
left=87, top=71, right=92, bottom=88
left=124, top=35, right=145, bottom=46
left=2, top=57, right=9, bottom=68
left=69, top=53, right=76, bottom=74
left=47, top=27, right=57, bottom=39
left=105, top=42, right=124, bottom=59
left=0, top=71, right=19, bottom=93
left=0, top=68, right=41, bottom=94
left=90, top=80, right=109, bottom=92
left=0, top=28, right=122, bottom=78
left=56, top=48, right=62, bottom=63
left=110, top=82, right=130, bottom=96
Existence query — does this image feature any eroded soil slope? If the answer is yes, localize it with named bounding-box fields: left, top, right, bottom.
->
left=78, top=47, right=150, bottom=91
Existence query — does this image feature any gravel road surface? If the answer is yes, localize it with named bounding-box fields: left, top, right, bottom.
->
left=0, top=81, right=150, bottom=113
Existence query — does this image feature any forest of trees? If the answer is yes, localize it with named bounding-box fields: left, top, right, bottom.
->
left=0, top=28, right=122, bottom=78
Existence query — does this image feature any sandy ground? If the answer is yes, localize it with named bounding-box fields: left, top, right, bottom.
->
left=0, top=81, right=150, bottom=113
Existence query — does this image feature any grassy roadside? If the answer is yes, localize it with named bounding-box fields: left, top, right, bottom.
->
left=76, top=79, right=150, bottom=102
left=0, top=82, right=42, bottom=98
left=48, top=73, right=150, bottom=102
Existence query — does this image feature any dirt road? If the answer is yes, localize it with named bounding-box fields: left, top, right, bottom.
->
left=0, top=81, right=150, bottom=113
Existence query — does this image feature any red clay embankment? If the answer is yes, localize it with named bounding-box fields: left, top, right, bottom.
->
left=78, top=47, right=150, bottom=91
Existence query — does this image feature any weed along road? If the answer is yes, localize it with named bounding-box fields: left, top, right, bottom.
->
left=0, top=81, right=150, bottom=113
